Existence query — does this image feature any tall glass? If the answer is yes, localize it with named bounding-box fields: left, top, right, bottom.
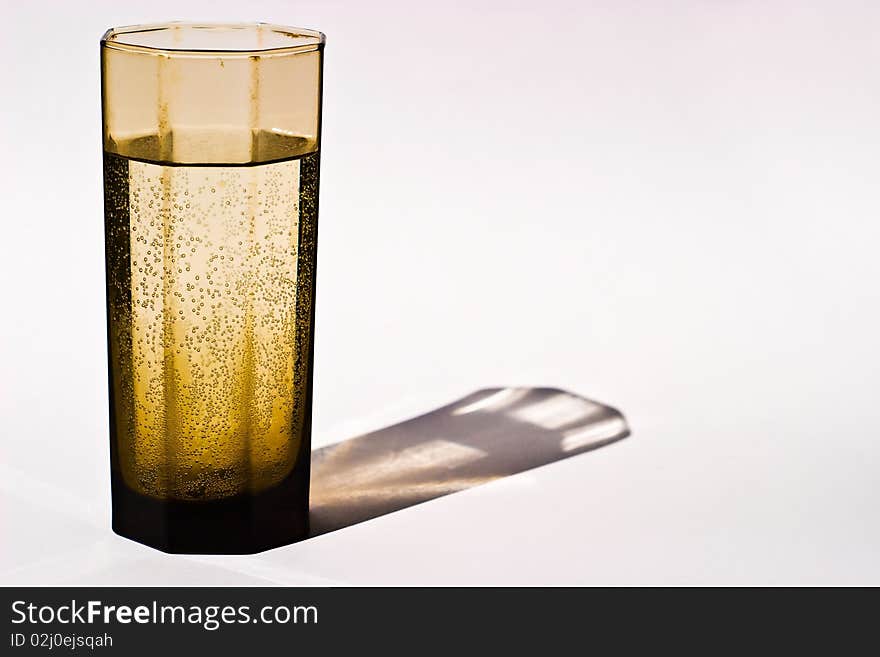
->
left=101, top=23, right=324, bottom=553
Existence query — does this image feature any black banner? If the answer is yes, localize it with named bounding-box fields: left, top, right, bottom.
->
left=0, top=586, right=866, bottom=654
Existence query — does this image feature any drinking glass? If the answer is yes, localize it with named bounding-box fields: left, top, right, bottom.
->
left=101, top=22, right=324, bottom=553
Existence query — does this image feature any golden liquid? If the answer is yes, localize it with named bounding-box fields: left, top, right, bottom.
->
left=104, top=138, right=319, bottom=501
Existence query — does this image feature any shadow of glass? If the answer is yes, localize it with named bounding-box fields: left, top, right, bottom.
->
left=309, top=387, right=629, bottom=536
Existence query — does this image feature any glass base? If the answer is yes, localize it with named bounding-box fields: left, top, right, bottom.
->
left=110, top=456, right=310, bottom=554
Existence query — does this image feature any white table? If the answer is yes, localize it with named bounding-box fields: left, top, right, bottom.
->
left=2, top=0, right=878, bottom=585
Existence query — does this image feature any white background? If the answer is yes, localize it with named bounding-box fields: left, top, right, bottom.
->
left=1, top=0, right=879, bottom=585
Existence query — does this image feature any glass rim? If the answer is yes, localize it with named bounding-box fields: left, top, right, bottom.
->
left=101, top=22, right=325, bottom=57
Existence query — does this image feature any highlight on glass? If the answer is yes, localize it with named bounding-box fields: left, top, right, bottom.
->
left=101, top=22, right=325, bottom=553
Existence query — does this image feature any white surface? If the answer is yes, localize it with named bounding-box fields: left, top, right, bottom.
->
left=1, top=0, right=879, bottom=585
